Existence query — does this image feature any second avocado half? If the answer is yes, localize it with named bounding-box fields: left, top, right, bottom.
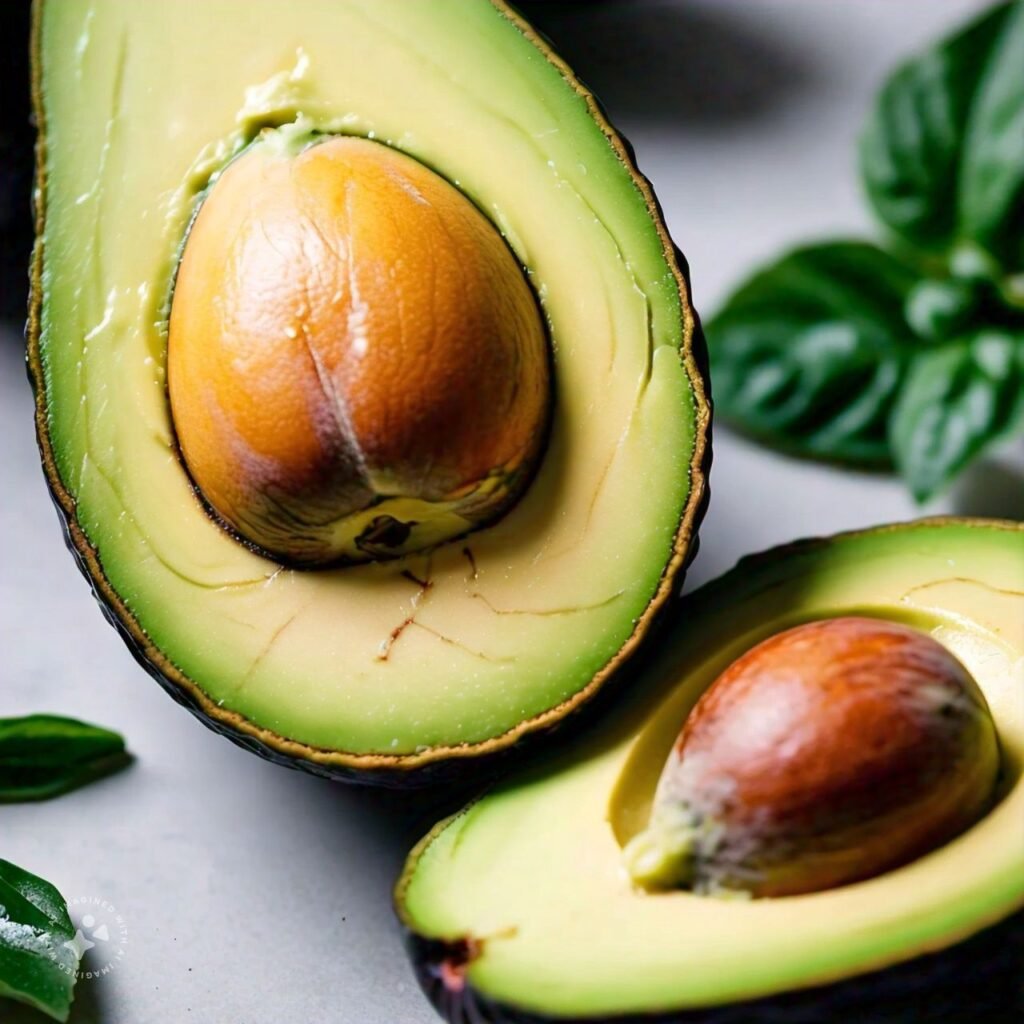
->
left=398, top=518, right=1024, bottom=1022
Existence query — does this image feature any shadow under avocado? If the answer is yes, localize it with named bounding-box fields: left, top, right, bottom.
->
left=953, top=457, right=1024, bottom=521
left=0, top=0, right=32, bottom=326
left=516, top=0, right=818, bottom=127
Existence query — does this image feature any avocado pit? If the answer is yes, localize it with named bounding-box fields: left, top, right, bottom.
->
left=168, top=132, right=550, bottom=566
left=624, top=616, right=1000, bottom=897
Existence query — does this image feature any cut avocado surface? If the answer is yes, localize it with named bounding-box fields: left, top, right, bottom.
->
left=30, top=0, right=709, bottom=778
left=397, top=519, right=1024, bottom=1020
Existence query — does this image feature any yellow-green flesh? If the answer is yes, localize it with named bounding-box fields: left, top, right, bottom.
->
left=36, top=0, right=699, bottom=755
left=399, top=521, right=1024, bottom=1017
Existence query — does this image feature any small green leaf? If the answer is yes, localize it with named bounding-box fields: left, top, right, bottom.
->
left=706, top=242, right=918, bottom=464
left=860, top=1, right=1013, bottom=254
left=0, top=715, right=130, bottom=802
left=0, top=859, right=76, bottom=1021
left=890, top=328, right=1024, bottom=499
left=960, top=1, right=1024, bottom=271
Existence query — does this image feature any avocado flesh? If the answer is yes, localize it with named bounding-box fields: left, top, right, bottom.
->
left=32, top=0, right=707, bottom=765
left=397, top=519, right=1024, bottom=1018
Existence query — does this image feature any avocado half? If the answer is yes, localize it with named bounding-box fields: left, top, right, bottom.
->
left=28, top=0, right=709, bottom=782
left=397, top=518, right=1024, bottom=1021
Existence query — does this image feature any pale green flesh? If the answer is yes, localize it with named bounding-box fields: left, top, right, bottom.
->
left=399, top=521, right=1024, bottom=1017
left=37, top=0, right=698, bottom=754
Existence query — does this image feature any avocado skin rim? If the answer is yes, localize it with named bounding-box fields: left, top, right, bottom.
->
left=405, top=912, right=1022, bottom=1024
left=24, top=0, right=712, bottom=787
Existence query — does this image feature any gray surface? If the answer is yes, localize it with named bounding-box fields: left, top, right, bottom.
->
left=3, top=2, right=1021, bottom=1022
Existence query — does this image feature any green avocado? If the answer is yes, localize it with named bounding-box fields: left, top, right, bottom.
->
left=29, top=0, right=709, bottom=781
left=397, top=518, right=1024, bottom=1020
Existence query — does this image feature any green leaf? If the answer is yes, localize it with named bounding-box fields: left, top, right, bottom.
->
left=0, top=859, right=76, bottom=1021
left=890, top=328, right=1024, bottom=499
left=960, top=1, right=1024, bottom=271
left=860, top=1, right=1013, bottom=255
left=0, top=715, right=130, bottom=802
left=706, top=242, right=918, bottom=464
left=711, top=5, right=1024, bottom=498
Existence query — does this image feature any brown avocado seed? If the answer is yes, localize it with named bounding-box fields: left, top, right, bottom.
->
left=168, top=134, right=550, bottom=566
left=624, top=617, right=1000, bottom=898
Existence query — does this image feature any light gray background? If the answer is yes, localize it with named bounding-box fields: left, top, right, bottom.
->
left=3, top=2, right=1020, bottom=1022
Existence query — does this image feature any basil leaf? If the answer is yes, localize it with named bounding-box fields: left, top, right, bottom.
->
left=891, top=328, right=1024, bottom=500
left=859, top=1, right=1013, bottom=255
left=960, top=1, right=1024, bottom=272
left=0, top=859, right=76, bottom=1021
left=0, top=715, right=130, bottom=802
left=706, top=242, right=918, bottom=464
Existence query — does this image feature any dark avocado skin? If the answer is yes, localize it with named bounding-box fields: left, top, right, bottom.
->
left=0, top=0, right=32, bottom=322
left=407, top=911, right=1023, bottom=1024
